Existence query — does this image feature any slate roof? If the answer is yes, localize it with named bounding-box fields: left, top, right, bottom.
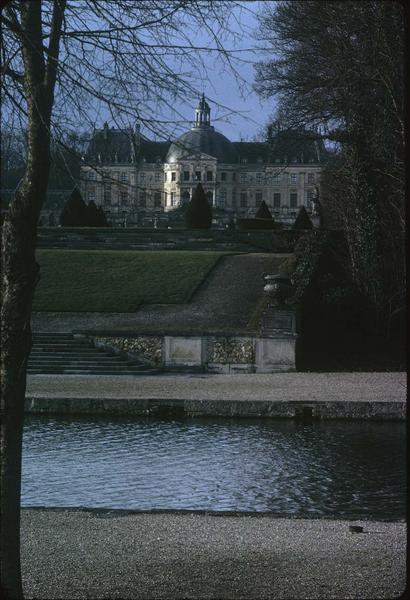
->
left=232, top=142, right=269, bottom=164
left=85, top=124, right=326, bottom=166
left=139, top=140, right=170, bottom=163
left=85, top=126, right=134, bottom=164
left=267, top=129, right=326, bottom=165
left=85, top=124, right=170, bottom=165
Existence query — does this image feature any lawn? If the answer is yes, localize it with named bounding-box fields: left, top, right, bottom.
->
left=33, top=250, right=224, bottom=312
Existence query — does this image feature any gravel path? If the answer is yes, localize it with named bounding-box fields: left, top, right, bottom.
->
left=31, top=254, right=287, bottom=333
left=26, top=372, right=406, bottom=403
left=21, top=508, right=406, bottom=599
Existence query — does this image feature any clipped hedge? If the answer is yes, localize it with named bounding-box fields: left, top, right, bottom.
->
left=236, top=218, right=280, bottom=230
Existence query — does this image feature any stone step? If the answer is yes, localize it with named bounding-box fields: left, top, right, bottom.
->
left=28, top=359, right=134, bottom=367
left=33, top=337, right=91, bottom=344
left=33, top=334, right=78, bottom=339
left=32, top=346, right=98, bottom=352
left=29, top=332, right=160, bottom=375
left=32, top=343, right=97, bottom=352
left=27, top=367, right=160, bottom=375
left=29, top=352, right=118, bottom=360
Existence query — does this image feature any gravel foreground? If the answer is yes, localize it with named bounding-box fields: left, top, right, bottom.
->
left=21, top=508, right=406, bottom=599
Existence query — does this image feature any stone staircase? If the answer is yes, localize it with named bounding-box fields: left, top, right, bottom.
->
left=28, top=332, right=161, bottom=375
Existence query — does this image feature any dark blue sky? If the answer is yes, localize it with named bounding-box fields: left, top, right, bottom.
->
left=163, top=1, right=274, bottom=141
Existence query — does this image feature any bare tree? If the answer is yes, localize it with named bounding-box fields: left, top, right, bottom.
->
left=0, top=1, right=246, bottom=597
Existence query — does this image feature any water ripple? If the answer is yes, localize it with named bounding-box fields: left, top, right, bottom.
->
left=21, top=417, right=406, bottom=519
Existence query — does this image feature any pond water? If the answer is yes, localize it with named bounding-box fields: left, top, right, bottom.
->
left=22, top=416, right=406, bottom=519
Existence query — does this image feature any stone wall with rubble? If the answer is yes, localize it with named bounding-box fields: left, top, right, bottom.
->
left=93, top=336, right=163, bottom=365
left=92, top=333, right=296, bottom=373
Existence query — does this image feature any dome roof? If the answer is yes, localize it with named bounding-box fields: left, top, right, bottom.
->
left=166, top=126, right=239, bottom=164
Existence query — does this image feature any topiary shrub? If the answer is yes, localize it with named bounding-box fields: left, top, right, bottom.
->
left=292, top=206, right=313, bottom=229
left=60, top=187, right=87, bottom=226
left=85, top=200, right=100, bottom=226
left=185, top=183, right=212, bottom=229
left=255, top=200, right=273, bottom=219
left=96, top=206, right=109, bottom=226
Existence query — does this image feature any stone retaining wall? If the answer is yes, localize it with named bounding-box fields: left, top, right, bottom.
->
left=94, top=335, right=162, bottom=365
left=24, top=396, right=406, bottom=420
left=92, top=333, right=297, bottom=373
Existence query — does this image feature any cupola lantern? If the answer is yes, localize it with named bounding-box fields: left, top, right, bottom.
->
left=194, top=93, right=211, bottom=128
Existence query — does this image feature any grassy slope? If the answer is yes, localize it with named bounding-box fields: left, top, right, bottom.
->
left=34, top=250, right=224, bottom=312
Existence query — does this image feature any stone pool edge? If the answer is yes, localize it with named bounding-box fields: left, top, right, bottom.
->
left=21, top=505, right=408, bottom=522
left=24, top=396, right=406, bottom=420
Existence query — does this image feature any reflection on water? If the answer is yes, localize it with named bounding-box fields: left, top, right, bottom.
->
left=22, top=416, right=406, bottom=519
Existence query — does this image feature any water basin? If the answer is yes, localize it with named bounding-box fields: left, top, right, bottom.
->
left=22, top=415, right=406, bottom=519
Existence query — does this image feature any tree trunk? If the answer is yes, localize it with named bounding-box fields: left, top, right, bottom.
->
left=1, top=2, right=65, bottom=595
left=0, top=224, right=37, bottom=599
left=1, top=168, right=49, bottom=600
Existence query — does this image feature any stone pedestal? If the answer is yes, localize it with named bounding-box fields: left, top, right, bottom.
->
left=164, top=336, right=206, bottom=367
left=255, top=336, right=297, bottom=372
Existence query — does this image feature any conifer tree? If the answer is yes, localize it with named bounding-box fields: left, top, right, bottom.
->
left=255, top=200, right=273, bottom=219
left=293, top=206, right=313, bottom=229
left=185, top=183, right=212, bottom=229
left=59, top=187, right=87, bottom=226
left=85, top=200, right=100, bottom=226
left=97, top=206, right=109, bottom=227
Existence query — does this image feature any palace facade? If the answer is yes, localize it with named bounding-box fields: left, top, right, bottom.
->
left=80, top=96, right=326, bottom=227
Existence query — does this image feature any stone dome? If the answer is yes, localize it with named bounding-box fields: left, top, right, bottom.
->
left=166, top=127, right=239, bottom=164
left=166, top=95, right=239, bottom=164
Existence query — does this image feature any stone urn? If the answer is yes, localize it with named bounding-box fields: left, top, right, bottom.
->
left=263, top=273, right=293, bottom=306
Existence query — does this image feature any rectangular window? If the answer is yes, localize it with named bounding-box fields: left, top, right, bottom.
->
left=273, top=193, right=281, bottom=208
left=255, top=173, right=263, bottom=184
left=140, top=172, right=146, bottom=183
left=218, top=189, right=227, bottom=208
left=87, top=188, right=96, bottom=202
left=240, top=191, right=247, bottom=208
left=240, top=173, right=247, bottom=184
left=120, top=191, right=128, bottom=206
left=232, top=172, right=236, bottom=181
left=273, top=173, right=280, bottom=184
left=171, top=191, right=177, bottom=206
left=154, top=172, right=161, bottom=183
left=206, top=171, right=213, bottom=182
left=255, top=190, right=263, bottom=204
left=221, top=172, right=227, bottom=182
left=121, top=172, right=128, bottom=183
left=171, top=171, right=176, bottom=182
left=307, top=173, right=315, bottom=184
left=290, top=192, right=298, bottom=208
left=290, top=173, right=297, bottom=184
left=139, top=191, right=146, bottom=207
left=88, top=170, right=96, bottom=181
left=183, top=171, right=190, bottom=181
left=164, top=172, right=167, bottom=182
left=231, top=190, right=237, bottom=207
left=195, top=171, right=201, bottom=181
left=154, top=192, right=162, bottom=207
left=103, top=185, right=111, bottom=205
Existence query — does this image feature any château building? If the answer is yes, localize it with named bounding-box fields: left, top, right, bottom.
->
left=80, top=96, right=326, bottom=227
